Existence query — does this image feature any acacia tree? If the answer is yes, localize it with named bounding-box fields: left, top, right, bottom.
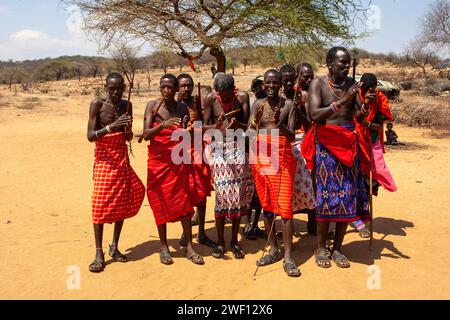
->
left=111, top=44, right=143, bottom=100
left=67, top=0, right=368, bottom=73
left=405, top=39, right=439, bottom=75
left=421, top=0, right=450, bottom=50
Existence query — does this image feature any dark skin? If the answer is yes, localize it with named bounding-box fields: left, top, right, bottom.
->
left=298, top=65, right=314, bottom=92
left=203, top=86, right=250, bottom=256
left=86, top=77, right=133, bottom=270
left=280, top=70, right=317, bottom=236
left=281, top=70, right=297, bottom=100
left=308, top=49, right=364, bottom=268
left=142, top=77, right=203, bottom=264
left=249, top=72, right=296, bottom=266
left=177, top=77, right=216, bottom=247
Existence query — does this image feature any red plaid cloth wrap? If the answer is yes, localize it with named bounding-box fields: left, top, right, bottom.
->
left=147, top=124, right=195, bottom=225
left=92, top=132, right=145, bottom=224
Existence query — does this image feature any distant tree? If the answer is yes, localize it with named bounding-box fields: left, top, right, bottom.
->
left=421, top=0, right=450, bottom=50
left=70, top=61, right=87, bottom=81
left=36, top=60, right=70, bottom=81
left=405, top=39, right=440, bottom=75
left=1, top=66, right=27, bottom=89
left=149, top=48, right=179, bottom=74
left=68, top=0, right=369, bottom=73
left=110, top=44, right=143, bottom=99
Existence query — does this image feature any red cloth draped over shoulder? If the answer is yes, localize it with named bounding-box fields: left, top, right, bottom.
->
left=356, top=90, right=394, bottom=174
left=251, top=134, right=296, bottom=219
left=215, top=88, right=239, bottom=113
left=302, top=124, right=358, bottom=170
left=147, top=123, right=194, bottom=225
left=92, top=132, right=145, bottom=224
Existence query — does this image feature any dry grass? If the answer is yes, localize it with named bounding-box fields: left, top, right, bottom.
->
left=391, top=92, right=450, bottom=134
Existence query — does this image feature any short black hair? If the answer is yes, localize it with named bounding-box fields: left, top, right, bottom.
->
left=279, top=64, right=296, bottom=75
left=106, top=72, right=124, bottom=83
left=161, top=73, right=179, bottom=87
left=251, top=76, right=264, bottom=93
left=296, top=62, right=313, bottom=74
left=326, top=46, right=349, bottom=65
left=264, top=69, right=281, bottom=81
left=214, top=73, right=234, bottom=91
left=361, top=73, right=378, bottom=92
left=177, top=73, right=194, bottom=85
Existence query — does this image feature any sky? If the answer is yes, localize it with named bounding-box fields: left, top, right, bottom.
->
left=0, top=0, right=441, bottom=61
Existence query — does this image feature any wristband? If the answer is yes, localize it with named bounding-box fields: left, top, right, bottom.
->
left=330, top=102, right=340, bottom=113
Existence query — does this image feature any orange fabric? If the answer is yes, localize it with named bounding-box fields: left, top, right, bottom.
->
left=302, top=124, right=358, bottom=170
left=358, top=90, right=394, bottom=154
left=251, top=134, right=296, bottom=219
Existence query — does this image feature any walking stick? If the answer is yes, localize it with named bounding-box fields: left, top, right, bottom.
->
left=369, top=140, right=374, bottom=250
left=125, top=79, right=134, bottom=157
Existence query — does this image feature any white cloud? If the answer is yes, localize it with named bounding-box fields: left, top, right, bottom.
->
left=0, top=5, right=11, bottom=14
left=0, top=28, right=100, bottom=61
left=10, top=29, right=50, bottom=42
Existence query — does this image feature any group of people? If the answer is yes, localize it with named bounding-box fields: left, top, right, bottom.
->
left=86, top=46, right=397, bottom=277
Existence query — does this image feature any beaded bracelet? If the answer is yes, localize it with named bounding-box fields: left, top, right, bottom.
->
left=330, top=101, right=340, bottom=113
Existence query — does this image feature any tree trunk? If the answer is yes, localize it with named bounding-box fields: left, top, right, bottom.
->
left=209, top=46, right=226, bottom=73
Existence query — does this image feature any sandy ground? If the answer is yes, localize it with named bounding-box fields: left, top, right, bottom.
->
left=0, top=67, right=449, bottom=300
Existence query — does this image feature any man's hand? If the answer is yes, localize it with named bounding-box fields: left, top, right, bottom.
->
left=337, top=82, right=361, bottom=107
left=364, top=90, right=376, bottom=104
left=110, top=113, right=132, bottom=132
left=185, top=118, right=196, bottom=131
left=162, top=117, right=181, bottom=128
left=226, top=117, right=238, bottom=130
left=215, top=113, right=225, bottom=129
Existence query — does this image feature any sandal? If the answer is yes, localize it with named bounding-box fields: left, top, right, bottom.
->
left=89, top=250, right=105, bottom=273
left=359, top=228, right=370, bottom=239
left=331, top=250, right=351, bottom=268
left=256, top=249, right=281, bottom=266
left=109, top=245, right=127, bottom=262
left=212, top=245, right=225, bottom=259
left=254, top=226, right=266, bottom=239
left=159, top=248, right=173, bottom=265
left=230, top=242, right=245, bottom=259
left=283, top=259, right=301, bottom=277
left=314, top=248, right=331, bottom=268
left=186, top=249, right=205, bottom=265
left=243, top=225, right=257, bottom=240
left=197, top=235, right=217, bottom=248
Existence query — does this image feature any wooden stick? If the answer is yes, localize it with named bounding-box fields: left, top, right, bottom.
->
left=137, top=92, right=169, bottom=143
left=196, top=82, right=202, bottom=117
left=224, top=108, right=241, bottom=118
left=369, top=144, right=374, bottom=250
left=153, top=91, right=169, bottom=116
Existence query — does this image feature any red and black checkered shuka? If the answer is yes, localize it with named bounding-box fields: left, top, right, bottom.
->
left=92, top=132, right=145, bottom=224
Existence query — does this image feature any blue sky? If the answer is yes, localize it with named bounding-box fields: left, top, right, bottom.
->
left=0, top=0, right=441, bottom=61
